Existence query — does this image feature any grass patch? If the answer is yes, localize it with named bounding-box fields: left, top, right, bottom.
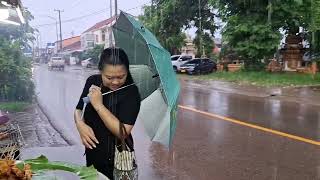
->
left=178, top=71, right=320, bottom=87
left=0, top=102, right=30, bottom=112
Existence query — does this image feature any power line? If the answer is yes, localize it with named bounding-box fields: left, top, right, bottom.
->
left=125, top=2, right=151, bottom=12
left=33, top=2, right=151, bottom=28
left=34, top=9, right=107, bottom=27
left=70, top=0, right=82, bottom=9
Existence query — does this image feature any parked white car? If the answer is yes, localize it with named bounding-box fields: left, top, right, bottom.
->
left=171, top=55, right=193, bottom=72
left=81, top=58, right=93, bottom=68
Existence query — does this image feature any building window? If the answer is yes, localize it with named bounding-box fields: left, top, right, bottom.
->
left=87, top=42, right=94, bottom=48
left=102, top=30, right=106, bottom=42
left=96, top=35, right=99, bottom=43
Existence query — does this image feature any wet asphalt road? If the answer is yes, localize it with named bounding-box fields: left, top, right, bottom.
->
left=33, top=64, right=320, bottom=180
left=180, top=79, right=320, bottom=141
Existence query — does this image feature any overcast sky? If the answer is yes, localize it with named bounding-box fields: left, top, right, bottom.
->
left=23, top=0, right=151, bottom=46
left=22, top=0, right=220, bottom=47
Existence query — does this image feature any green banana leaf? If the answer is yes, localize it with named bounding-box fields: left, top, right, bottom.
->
left=16, top=155, right=98, bottom=180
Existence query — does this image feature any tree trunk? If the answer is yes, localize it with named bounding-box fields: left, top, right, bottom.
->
left=268, top=0, right=272, bottom=24
left=315, top=31, right=320, bottom=53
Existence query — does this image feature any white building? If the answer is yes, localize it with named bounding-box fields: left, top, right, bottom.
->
left=81, top=16, right=117, bottom=50
left=180, top=35, right=196, bottom=58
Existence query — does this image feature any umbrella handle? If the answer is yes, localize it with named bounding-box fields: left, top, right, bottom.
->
left=80, top=102, right=87, bottom=120
left=82, top=96, right=90, bottom=104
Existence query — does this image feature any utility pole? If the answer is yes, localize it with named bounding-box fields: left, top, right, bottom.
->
left=55, top=21, right=59, bottom=45
left=39, top=32, right=42, bottom=50
left=32, top=41, right=35, bottom=61
left=198, top=0, right=205, bottom=57
left=151, top=0, right=154, bottom=15
left=110, top=0, right=113, bottom=18
left=109, top=0, right=114, bottom=47
left=37, top=33, right=40, bottom=56
left=115, top=0, right=118, bottom=16
left=54, top=9, right=63, bottom=52
left=152, top=0, right=156, bottom=33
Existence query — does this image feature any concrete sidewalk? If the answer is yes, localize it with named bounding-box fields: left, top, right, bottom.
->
left=9, top=104, right=68, bottom=148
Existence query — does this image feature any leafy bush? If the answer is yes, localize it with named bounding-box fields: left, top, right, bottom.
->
left=0, top=38, right=34, bottom=102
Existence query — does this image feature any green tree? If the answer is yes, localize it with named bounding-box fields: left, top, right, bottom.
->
left=139, top=0, right=217, bottom=55
left=0, top=9, right=35, bottom=101
left=0, top=9, right=36, bottom=48
left=139, top=4, right=186, bottom=54
left=210, top=0, right=314, bottom=70
left=80, top=45, right=104, bottom=64
left=310, top=0, right=320, bottom=53
left=193, top=32, right=215, bottom=58
left=223, top=16, right=281, bottom=70
left=0, top=38, right=34, bottom=101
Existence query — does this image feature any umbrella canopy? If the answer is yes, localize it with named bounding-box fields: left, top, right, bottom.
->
left=112, top=12, right=180, bottom=147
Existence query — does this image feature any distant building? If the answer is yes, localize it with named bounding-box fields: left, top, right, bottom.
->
left=81, top=16, right=117, bottom=50
left=54, top=36, right=81, bottom=54
left=213, top=38, right=222, bottom=55
left=49, top=36, right=82, bottom=65
left=180, top=35, right=196, bottom=58
left=180, top=36, right=221, bottom=58
left=34, top=48, right=46, bottom=57
left=46, top=42, right=55, bottom=55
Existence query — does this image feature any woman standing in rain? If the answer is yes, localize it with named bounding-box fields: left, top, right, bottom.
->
left=74, top=47, right=141, bottom=179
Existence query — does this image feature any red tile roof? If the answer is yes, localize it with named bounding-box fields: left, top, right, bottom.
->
left=62, top=41, right=81, bottom=52
left=83, top=16, right=117, bottom=33
left=56, top=36, right=81, bottom=49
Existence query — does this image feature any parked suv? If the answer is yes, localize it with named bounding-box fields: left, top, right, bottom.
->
left=171, top=55, right=192, bottom=72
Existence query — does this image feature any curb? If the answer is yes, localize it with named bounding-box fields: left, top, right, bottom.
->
left=281, top=84, right=320, bottom=89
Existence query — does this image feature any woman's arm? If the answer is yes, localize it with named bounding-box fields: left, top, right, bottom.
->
left=94, top=105, right=133, bottom=139
left=74, top=76, right=100, bottom=149
left=74, top=109, right=82, bottom=123
left=89, top=85, right=139, bottom=139
left=74, top=109, right=99, bottom=149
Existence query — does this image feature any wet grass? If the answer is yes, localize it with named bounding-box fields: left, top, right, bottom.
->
left=0, top=102, right=30, bottom=112
left=178, top=71, right=320, bottom=87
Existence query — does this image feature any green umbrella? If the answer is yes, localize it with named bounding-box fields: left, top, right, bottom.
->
left=112, top=12, right=180, bottom=147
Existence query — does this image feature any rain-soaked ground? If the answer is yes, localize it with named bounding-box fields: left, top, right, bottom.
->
left=29, top=64, right=320, bottom=180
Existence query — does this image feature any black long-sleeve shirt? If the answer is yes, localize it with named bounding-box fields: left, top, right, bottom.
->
left=76, top=74, right=141, bottom=162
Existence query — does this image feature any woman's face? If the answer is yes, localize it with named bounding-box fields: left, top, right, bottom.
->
left=101, top=64, right=128, bottom=91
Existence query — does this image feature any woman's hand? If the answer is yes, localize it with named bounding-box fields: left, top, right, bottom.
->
left=75, top=120, right=99, bottom=149
left=88, top=85, right=103, bottom=110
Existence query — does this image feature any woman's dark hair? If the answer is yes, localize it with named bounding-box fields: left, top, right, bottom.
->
left=98, top=47, right=134, bottom=84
